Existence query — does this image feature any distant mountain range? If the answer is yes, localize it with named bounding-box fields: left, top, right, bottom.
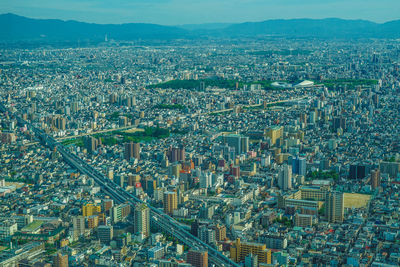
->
left=1, top=13, right=400, bottom=42
left=0, top=13, right=189, bottom=41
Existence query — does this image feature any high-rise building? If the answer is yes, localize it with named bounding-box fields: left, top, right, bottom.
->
left=119, top=116, right=128, bottom=127
left=259, top=235, right=287, bottom=249
left=169, top=163, right=182, bottom=178
left=349, top=164, right=367, bottom=180
left=124, top=142, right=140, bottom=161
left=325, top=192, right=344, bottom=223
left=187, top=250, right=208, bottom=267
left=134, top=204, right=150, bottom=237
left=190, top=219, right=201, bottom=237
left=223, top=134, right=249, bottom=156
left=292, top=156, right=306, bottom=176
left=112, top=204, right=131, bottom=223
left=52, top=253, right=68, bottom=267
left=87, top=215, right=99, bottom=229
left=245, top=253, right=258, bottom=267
left=300, top=113, right=308, bottom=124
left=379, top=161, right=400, bottom=178
left=102, top=199, right=114, bottom=212
left=82, top=204, right=101, bottom=217
left=0, top=220, right=18, bottom=241
left=294, top=213, right=313, bottom=228
left=198, top=225, right=215, bottom=245
left=371, top=169, right=381, bottom=189
left=145, top=179, right=157, bottom=196
left=84, top=136, right=100, bottom=153
left=230, top=165, right=240, bottom=178
left=98, top=225, right=113, bottom=244
left=167, top=146, right=185, bottom=162
left=230, top=238, right=272, bottom=264
left=241, top=136, right=249, bottom=154
left=70, top=102, right=79, bottom=113
left=179, top=146, right=185, bottom=162
left=278, top=164, right=292, bottom=190
left=199, top=203, right=214, bottom=219
left=114, top=175, right=125, bottom=188
left=199, top=172, right=212, bottom=189
left=333, top=117, right=346, bottom=131
left=55, top=117, right=66, bottom=130
left=163, top=191, right=178, bottom=215
left=72, top=216, right=85, bottom=239
left=266, top=126, right=283, bottom=146
left=148, top=246, right=165, bottom=260
left=133, top=143, right=140, bottom=160
left=213, top=224, right=226, bottom=241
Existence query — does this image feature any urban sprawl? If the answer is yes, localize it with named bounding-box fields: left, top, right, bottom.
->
left=0, top=39, right=400, bottom=267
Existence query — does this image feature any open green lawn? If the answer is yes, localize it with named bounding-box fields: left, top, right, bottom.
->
left=148, top=79, right=281, bottom=90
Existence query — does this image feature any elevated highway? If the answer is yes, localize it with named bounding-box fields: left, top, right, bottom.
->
left=0, top=101, right=239, bottom=267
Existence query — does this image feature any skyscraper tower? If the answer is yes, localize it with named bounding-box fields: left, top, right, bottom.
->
left=278, top=164, right=292, bottom=190
left=133, top=143, right=140, bottom=160
left=72, top=216, right=85, bottom=240
left=134, top=203, right=150, bottom=237
left=325, top=192, right=344, bottom=223
left=84, top=136, right=99, bottom=153
left=124, top=142, right=140, bottom=161
left=292, top=156, right=306, bottom=176
left=163, top=191, right=177, bottom=215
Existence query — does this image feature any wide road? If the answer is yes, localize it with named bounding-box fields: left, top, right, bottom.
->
left=0, top=102, right=239, bottom=267
left=24, top=125, right=143, bottom=146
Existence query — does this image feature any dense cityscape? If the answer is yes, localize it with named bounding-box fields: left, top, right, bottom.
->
left=0, top=35, right=400, bottom=267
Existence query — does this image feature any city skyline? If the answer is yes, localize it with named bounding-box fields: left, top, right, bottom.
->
left=1, top=1, right=400, bottom=266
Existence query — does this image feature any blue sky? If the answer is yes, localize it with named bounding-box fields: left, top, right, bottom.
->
left=1, top=0, right=399, bottom=25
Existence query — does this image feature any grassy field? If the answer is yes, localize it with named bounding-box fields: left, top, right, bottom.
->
left=343, top=193, right=371, bottom=209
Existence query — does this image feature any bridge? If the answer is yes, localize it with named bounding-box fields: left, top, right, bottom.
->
left=0, top=102, right=239, bottom=267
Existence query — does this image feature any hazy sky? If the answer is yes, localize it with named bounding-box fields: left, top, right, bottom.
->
left=1, top=0, right=399, bottom=25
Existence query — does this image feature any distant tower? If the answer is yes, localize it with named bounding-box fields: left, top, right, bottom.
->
left=105, top=34, right=108, bottom=42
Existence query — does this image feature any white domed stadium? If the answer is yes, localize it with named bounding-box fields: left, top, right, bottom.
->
left=294, top=80, right=314, bottom=88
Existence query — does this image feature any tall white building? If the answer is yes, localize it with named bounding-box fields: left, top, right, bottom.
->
left=72, top=216, right=85, bottom=240
left=278, top=164, right=292, bottom=190
left=200, top=172, right=212, bottom=189
left=134, top=203, right=150, bottom=238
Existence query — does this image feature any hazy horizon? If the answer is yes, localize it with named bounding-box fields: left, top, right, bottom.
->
left=1, top=0, right=399, bottom=25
